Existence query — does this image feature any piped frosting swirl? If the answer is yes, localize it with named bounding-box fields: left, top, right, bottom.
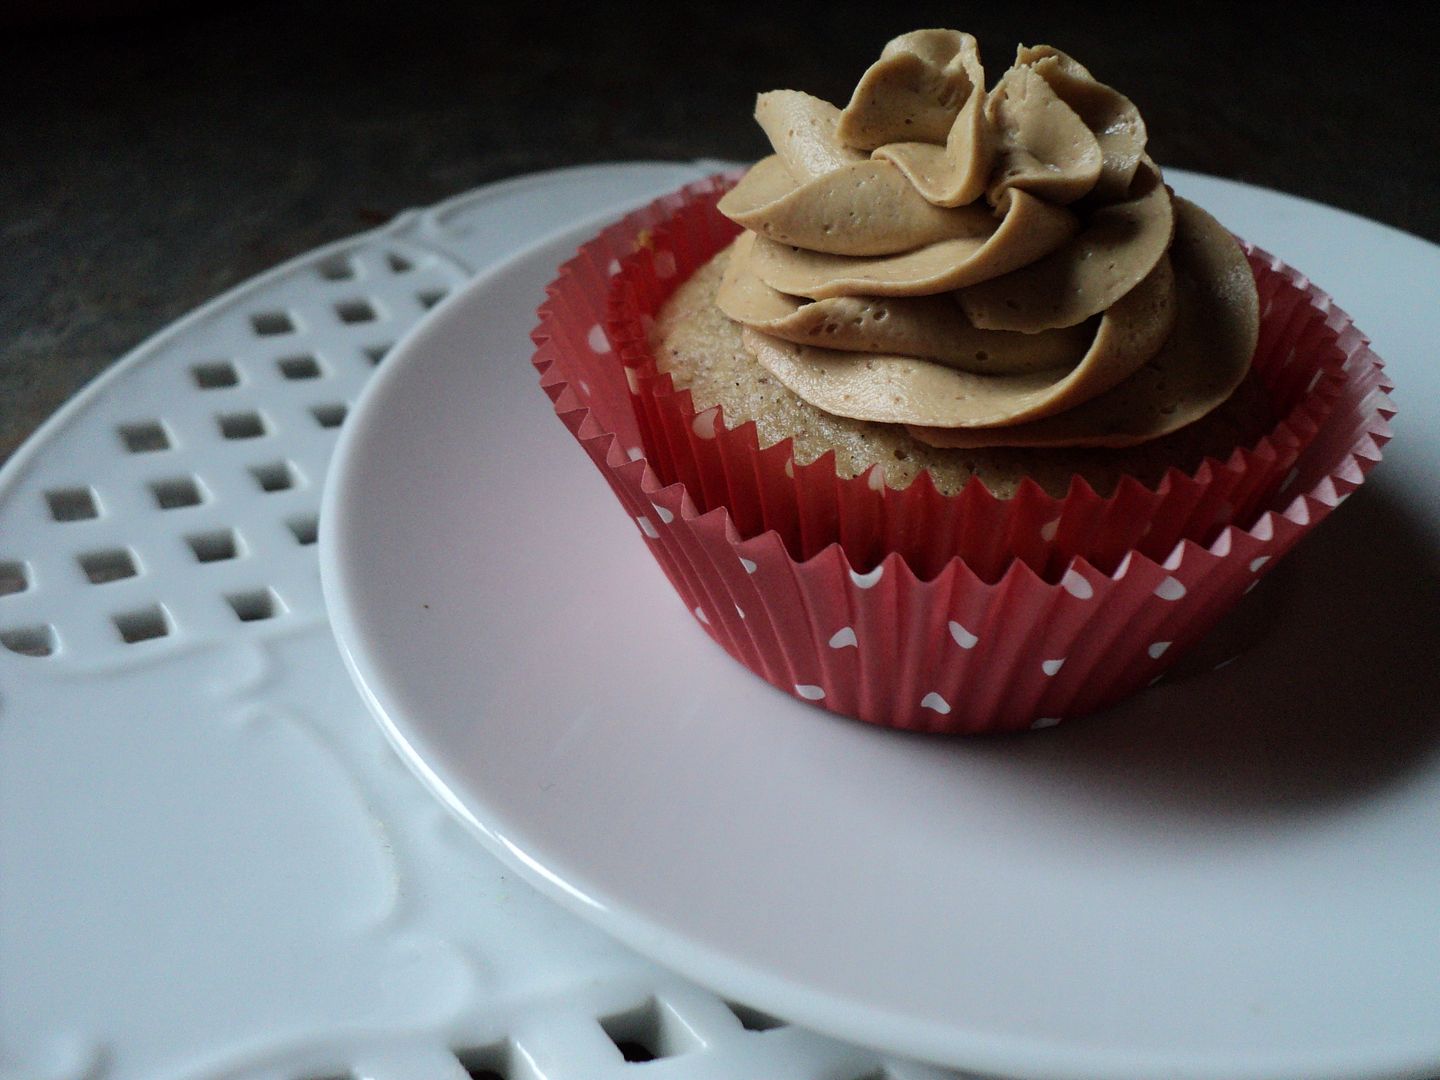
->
left=715, top=30, right=1258, bottom=448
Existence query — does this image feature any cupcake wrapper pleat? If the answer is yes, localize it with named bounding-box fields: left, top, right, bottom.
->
left=531, top=176, right=1393, bottom=733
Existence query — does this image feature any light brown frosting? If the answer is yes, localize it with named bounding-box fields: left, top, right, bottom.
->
left=713, top=30, right=1258, bottom=448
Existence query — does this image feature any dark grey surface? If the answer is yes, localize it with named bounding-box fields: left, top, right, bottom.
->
left=3, top=1, right=1438, bottom=463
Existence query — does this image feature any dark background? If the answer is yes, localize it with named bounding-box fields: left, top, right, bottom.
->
left=3, top=0, right=1438, bottom=462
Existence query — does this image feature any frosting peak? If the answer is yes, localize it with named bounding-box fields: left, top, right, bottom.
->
left=714, top=30, right=1257, bottom=449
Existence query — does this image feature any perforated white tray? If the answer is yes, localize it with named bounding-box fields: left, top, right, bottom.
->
left=0, top=162, right=959, bottom=1080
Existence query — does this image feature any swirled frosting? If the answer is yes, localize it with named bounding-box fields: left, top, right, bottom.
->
left=714, top=30, right=1259, bottom=449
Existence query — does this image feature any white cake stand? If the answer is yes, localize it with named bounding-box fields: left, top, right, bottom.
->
left=1, top=161, right=961, bottom=1080
left=3, top=161, right=1437, bottom=1080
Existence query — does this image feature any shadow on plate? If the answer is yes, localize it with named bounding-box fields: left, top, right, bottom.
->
left=954, top=477, right=1440, bottom=821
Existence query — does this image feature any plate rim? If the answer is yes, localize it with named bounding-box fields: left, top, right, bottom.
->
left=321, top=166, right=1440, bottom=1080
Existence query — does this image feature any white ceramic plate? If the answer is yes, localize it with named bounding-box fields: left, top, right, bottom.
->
left=322, top=171, right=1440, bottom=1080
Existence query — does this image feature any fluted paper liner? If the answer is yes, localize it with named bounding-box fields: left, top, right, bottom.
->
left=532, top=176, right=1393, bottom=733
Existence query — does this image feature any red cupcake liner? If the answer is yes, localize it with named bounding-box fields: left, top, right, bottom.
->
left=603, top=176, right=1354, bottom=581
left=532, top=176, right=1393, bottom=733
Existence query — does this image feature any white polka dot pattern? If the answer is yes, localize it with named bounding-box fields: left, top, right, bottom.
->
left=849, top=565, right=884, bottom=589
left=920, top=692, right=951, bottom=715
left=1060, top=569, right=1094, bottom=600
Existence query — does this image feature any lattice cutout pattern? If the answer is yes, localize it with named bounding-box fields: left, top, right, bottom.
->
left=0, top=237, right=468, bottom=663
left=265, top=994, right=937, bottom=1080
left=0, top=165, right=968, bottom=1080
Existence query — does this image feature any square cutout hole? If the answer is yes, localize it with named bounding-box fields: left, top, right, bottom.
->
left=227, top=587, right=284, bottom=623
left=386, top=252, right=413, bottom=274
left=114, top=605, right=169, bottom=644
left=317, top=255, right=356, bottom=281
left=335, top=298, right=378, bottom=325
left=599, top=998, right=703, bottom=1063
left=725, top=1000, right=785, bottom=1032
left=249, top=461, right=297, bottom=492
left=0, top=561, right=28, bottom=596
left=119, top=420, right=171, bottom=453
left=310, top=403, right=347, bottom=429
left=363, top=343, right=391, bottom=366
left=1, top=624, right=55, bottom=657
left=187, top=529, right=240, bottom=563
left=45, top=487, right=99, bottom=522
left=191, top=361, right=239, bottom=389
left=277, top=354, right=323, bottom=380
left=217, top=411, right=268, bottom=440
left=150, top=476, right=205, bottom=510
left=287, top=514, right=319, bottom=546
left=453, top=1042, right=508, bottom=1080
left=417, top=288, right=448, bottom=310
left=250, top=310, right=295, bottom=336
left=79, top=548, right=138, bottom=585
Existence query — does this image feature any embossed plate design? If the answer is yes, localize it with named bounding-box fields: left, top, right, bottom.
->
left=3, top=163, right=956, bottom=1080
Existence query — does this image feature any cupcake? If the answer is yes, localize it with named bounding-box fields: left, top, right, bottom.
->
left=532, top=29, right=1392, bottom=732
